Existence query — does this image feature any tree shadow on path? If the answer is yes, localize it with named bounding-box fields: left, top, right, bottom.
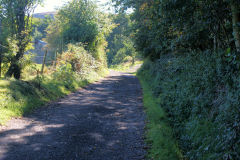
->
left=0, top=71, right=146, bottom=160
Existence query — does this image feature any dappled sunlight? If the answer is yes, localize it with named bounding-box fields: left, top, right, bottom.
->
left=0, top=121, right=65, bottom=158
left=0, top=69, right=146, bottom=159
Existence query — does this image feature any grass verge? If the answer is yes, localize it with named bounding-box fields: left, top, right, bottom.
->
left=137, top=71, right=183, bottom=160
left=0, top=70, right=108, bottom=125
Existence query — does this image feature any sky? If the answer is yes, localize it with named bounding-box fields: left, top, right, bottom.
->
left=34, top=0, right=112, bottom=13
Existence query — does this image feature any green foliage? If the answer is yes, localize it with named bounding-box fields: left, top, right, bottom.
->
left=0, top=0, right=112, bottom=125
left=138, top=51, right=240, bottom=159
left=1, top=0, right=42, bottom=79
left=106, top=14, right=138, bottom=65
left=57, top=0, right=98, bottom=47
left=112, top=0, right=240, bottom=159
left=113, top=0, right=240, bottom=58
left=32, top=15, right=53, bottom=41
left=46, top=0, right=114, bottom=68
left=55, top=44, right=100, bottom=78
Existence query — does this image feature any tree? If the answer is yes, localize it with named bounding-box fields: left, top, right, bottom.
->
left=112, top=0, right=240, bottom=58
left=57, top=0, right=98, bottom=49
left=1, top=0, right=41, bottom=79
left=46, top=0, right=115, bottom=66
left=46, top=0, right=99, bottom=53
left=32, top=15, right=53, bottom=41
left=106, top=13, right=137, bottom=65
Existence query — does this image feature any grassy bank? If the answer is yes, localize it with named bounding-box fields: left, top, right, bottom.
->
left=0, top=69, right=108, bottom=125
left=137, top=68, right=183, bottom=160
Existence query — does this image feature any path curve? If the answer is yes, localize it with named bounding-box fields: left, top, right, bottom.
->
left=0, top=66, right=146, bottom=160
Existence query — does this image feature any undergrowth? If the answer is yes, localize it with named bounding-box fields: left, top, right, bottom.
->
left=138, top=50, right=240, bottom=159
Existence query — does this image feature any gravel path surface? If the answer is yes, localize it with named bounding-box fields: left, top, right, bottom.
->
left=0, top=66, right=146, bottom=160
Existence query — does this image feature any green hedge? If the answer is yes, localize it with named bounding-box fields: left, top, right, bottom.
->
left=138, top=51, right=240, bottom=159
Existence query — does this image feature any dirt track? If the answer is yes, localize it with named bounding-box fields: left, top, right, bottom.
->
left=0, top=66, right=146, bottom=160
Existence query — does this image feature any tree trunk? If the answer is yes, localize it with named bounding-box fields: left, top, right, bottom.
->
left=231, top=3, right=240, bottom=53
left=5, top=48, right=24, bottom=79
left=5, top=61, right=21, bottom=79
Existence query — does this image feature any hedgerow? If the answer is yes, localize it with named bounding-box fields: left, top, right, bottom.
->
left=138, top=51, right=240, bottom=159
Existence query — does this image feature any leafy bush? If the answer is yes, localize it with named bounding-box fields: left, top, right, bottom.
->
left=138, top=51, right=240, bottom=159
left=55, top=44, right=100, bottom=79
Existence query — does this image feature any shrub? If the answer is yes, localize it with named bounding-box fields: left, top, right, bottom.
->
left=55, top=43, right=100, bottom=79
